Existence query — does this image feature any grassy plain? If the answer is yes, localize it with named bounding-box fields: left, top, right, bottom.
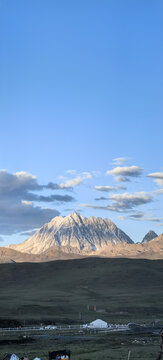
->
left=0, top=257, right=163, bottom=359
left=0, top=257, right=163, bottom=325
left=0, top=331, right=161, bottom=360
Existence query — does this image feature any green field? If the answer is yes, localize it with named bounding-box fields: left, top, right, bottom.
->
left=0, top=257, right=163, bottom=325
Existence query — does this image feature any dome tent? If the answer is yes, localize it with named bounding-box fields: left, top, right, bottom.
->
left=88, top=319, right=108, bottom=328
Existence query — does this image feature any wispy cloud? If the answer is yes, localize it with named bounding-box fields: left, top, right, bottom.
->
left=120, top=212, right=163, bottom=223
left=145, top=216, right=163, bottom=222
left=115, top=176, right=131, bottom=183
left=95, top=185, right=127, bottom=192
left=118, top=213, right=163, bottom=224
left=95, top=185, right=117, bottom=192
left=112, top=157, right=128, bottom=165
left=41, top=171, right=93, bottom=191
left=95, top=197, right=108, bottom=201
left=63, top=208, right=74, bottom=212
left=107, top=165, right=143, bottom=182
left=35, top=194, right=75, bottom=202
left=80, top=203, right=112, bottom=211
left=20, top=229, right=38, bottom=237
left=153, top=188, right=163, bottom=196
left=129, top=213, right=144, bottom=219
left=59, top=172, right=92, bottom=189
left=110, top=192, right=152, bottom=210
left=81, top=191, right=153, bottom=213
left=147, top=172, right=163, bottom=186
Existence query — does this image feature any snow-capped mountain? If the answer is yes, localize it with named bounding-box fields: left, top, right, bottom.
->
left=142, top=230, right=158, bottom=243
left=7, top=212, right=133, bottom=255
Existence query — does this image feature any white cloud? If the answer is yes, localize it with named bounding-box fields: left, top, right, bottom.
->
left=61, top=177, right=82, bottom=188
left=148, top=172, right=163, bottom=186
left=81, top=191, right=153, bottom=213
left=153, top=189, right=163, bottom=196
left=129, top=213, right=163, bottom=222
left=14, top=171, right=36, bottom=181
left=115, top=176, right=130, bottom=183
left=60, top=176, right=84, bottom=188
left=59, top=172, right=92, bottom=189
left=95, top=185, right=117, bottom=192
left=0, top=169, right=76, bottom=235
left=112, top=157, right=128, bottom=165
left=95, top=196, right=108, bottom=201
left=107, top=166, right=143, bottom=182
left=110, top=192, right=152, bottom=208
left=22, top=200, right=33, bottom=206
left=129, top=212, right=144, bottom=220
left=80, top=203, right=110, bottom=211
left=156, top=180, right=163, bottom=186
left=0, top=170, right=40, bottom=193
left=110, top=192, right=153, bottom=211
left=145, top=217, right=163, bottom=222
left=148, top=172, right=163, bottom=179
left=0, top=201, right=59, bottom=235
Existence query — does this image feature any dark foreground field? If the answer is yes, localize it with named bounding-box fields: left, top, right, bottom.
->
left=0, top=331, right=162, bottom=360
left=0, top=257, right=163, bottom=325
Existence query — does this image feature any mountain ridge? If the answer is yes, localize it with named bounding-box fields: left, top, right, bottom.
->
left=7, top=212, right=133, bottom=255
left=3, top=212, right=163, bottom=262
left=142, top=230, right=158, bottom=243
left=1, top=234, right=163, bottom=263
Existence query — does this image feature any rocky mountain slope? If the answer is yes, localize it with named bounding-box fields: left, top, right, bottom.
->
left=0, top=246, right=82, bottom=263
left=0, top=246, right=81, bottom=264
left=7, top=212, right=133, bottom=255
left=96, top=234, right=163, bottom=259
left=2, top=234, right=163, bottom=263
left=142, top=233, right=163, bottom=255
left=0, top=247, right=35, bottom=263
left=142, top=230, right=158, bottom=243
left=3, top=213, right=163, bottom=262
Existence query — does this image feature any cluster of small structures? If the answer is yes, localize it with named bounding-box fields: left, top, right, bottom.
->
left=3, top=350, right=71, bottom=360
left=1, top=318, right=163, bottom=334
left=1, top=321, right=163, bottom=360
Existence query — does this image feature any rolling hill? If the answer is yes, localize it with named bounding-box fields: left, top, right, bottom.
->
left=0, top=257, right=163, bottom=324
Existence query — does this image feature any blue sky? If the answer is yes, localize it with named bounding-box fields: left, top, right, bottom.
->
left=0, top=0, right=162, bottom=245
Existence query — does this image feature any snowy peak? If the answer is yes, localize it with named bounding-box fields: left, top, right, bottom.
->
left=68, top=211, right=85, bottom=221
left=7, top=213, right=133, bottom=255
left=49, top=212, right=84, bottom=227
left=63, top=212, right=85, bottom=226
left=142, top=230, right=158, bottom=243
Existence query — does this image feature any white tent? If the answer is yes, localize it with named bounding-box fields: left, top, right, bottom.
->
left=10, top=356, right=19, bottom=360
left=87, top=319, right=108, bottom=328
